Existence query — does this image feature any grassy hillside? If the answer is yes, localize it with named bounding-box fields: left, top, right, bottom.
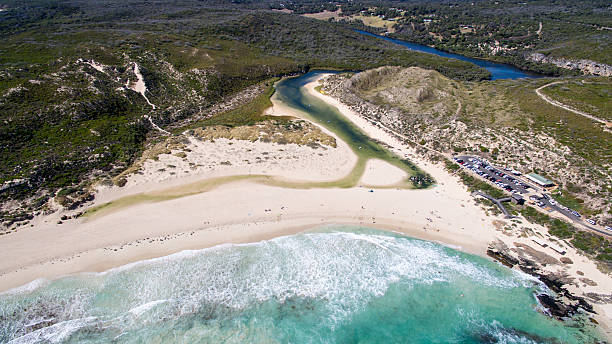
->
left=321, top=68, right=611, bottom=224
left=540, top=78, right=612, bottom=122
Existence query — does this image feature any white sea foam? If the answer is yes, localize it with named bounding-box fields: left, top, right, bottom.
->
left=0, top=278, right=49, bottom=296
left=484, top=320, right=541, bottom=344
left=128, top=299, right=168, bottom=317
left=8, top=317, right=97, bottom=344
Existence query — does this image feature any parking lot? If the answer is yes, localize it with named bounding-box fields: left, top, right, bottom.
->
left=454, top=156, right=531, bottom=195
left=454, top=155, right=612, bottom=236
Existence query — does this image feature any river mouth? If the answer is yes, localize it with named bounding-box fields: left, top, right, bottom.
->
left=85, top=71, right=433, bottom=218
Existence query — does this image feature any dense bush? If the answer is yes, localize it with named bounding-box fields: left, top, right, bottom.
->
left=217, top=13, right=491, bottom=81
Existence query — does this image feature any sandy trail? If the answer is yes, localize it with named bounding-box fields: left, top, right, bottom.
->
left=126, top=62, right=171, bottom=135
left=535, top=80, right=611, bottom=127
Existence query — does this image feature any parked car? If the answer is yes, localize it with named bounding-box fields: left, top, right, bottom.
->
left=586, top=219, right=596, bottom=225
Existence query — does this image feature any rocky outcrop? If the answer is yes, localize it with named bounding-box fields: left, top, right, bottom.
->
left=529, top=53, right=612, bottom=77
left=487, top=240, right=599, bottom=322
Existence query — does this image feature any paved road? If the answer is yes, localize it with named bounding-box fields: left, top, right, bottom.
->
left=537, top=195, right=610, bottom=236
left=472, top=191, right=513, bottom=218
left=537, top=194, right=581, bottom=222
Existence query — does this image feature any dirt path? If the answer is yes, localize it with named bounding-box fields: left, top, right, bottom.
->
left=126, top=62, right=170, bottom=135
left=535, top=81, right=611, bottom=128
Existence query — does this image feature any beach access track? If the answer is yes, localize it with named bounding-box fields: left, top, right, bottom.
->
left=472, top=191, right=515, bottom=219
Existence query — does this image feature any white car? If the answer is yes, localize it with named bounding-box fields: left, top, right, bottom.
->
left=549, top=199, right=557, bottom=206
left=586, top=219, right=596, bottom=225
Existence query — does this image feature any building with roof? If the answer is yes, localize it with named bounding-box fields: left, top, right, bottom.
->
left=526, top=173, right=555, bottom=188
left=511, top=193, right=525, bottom=205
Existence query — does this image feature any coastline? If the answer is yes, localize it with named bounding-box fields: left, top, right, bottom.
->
left=0, top=74, right=496, bottom=292
left=1, top=215, right=490, bottom=295
left=0, top=73, right=610, bottom=338
left=0, top=181, right=495, bottom=293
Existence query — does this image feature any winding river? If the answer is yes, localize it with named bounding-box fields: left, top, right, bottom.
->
left=273, top=71, right=431, bottom=187
left=356, top=29, right=542, bottom=80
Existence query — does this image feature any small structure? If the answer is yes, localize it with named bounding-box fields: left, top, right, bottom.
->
left=511, top=193, right=525, bottom=205
left=531, top=237, right=548, bottom=247
left=548, top=243, right=566, bottom=255
left=526, top=173, right=555, bottom=188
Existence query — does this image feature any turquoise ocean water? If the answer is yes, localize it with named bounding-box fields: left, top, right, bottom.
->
left=0, top=226, right=603, bottom=343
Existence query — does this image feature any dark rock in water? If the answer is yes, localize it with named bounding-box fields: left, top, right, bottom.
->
left=486, top=248, right=518, bottom=268
left=537, top=293, right=570, bottom=318
left=472, top=326, right=562, bottom=344
left=529, top=271, right=565, bottom=293
left=576, top=297, right=595, bottom=314
left=533, top=273, right=596, bottom=319
left=487, top=241, right=519, bottom=268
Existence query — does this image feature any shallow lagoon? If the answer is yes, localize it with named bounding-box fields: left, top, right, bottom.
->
left=274, top=71, right=432, bottom=188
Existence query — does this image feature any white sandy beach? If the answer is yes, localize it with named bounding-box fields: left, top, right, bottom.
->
left=0, top=74, right=610, bottom=335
